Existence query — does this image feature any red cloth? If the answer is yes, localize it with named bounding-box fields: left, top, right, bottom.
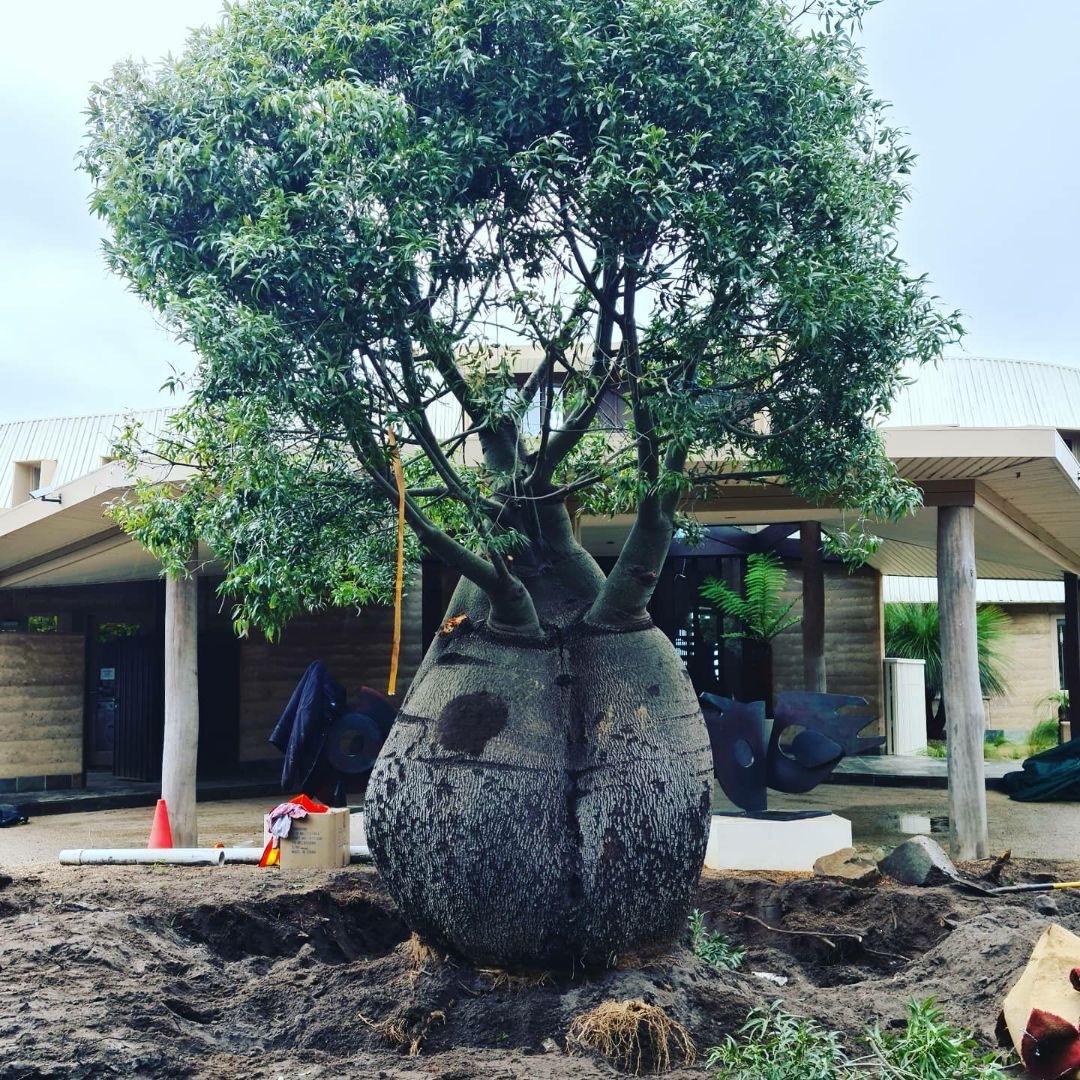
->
left=1021, top=1008, right=1080, bottom=1079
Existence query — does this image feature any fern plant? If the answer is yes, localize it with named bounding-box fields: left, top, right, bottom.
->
left=700, top=553, right=801, bottom=642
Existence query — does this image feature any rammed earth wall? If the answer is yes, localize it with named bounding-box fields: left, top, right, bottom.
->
left=0, top=634, right=84, bottom=784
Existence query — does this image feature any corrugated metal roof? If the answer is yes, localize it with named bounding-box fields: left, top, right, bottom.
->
left=885, top=356, right=1080, bottom=429
left=0, top=409, right=176, bottom=509
left=883, top=577, right=1065, bottom=605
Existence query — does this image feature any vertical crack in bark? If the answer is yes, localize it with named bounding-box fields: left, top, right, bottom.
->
left=557, top=624, right=586, bottom=955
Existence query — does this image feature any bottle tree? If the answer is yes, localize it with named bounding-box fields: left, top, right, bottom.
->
left=83, top=0, right=958, bottom=968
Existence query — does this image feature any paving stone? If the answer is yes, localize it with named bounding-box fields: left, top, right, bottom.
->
left=813, top=847, right=881, bottom=887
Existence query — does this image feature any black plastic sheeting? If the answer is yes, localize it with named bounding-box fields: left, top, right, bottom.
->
left=1003, top=740, right=1080, bottom=801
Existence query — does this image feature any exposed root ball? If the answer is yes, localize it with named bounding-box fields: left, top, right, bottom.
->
left=567, top=998, right=696, bottom=1074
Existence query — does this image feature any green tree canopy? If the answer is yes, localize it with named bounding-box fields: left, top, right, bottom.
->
left=83, top=0, right=959, bottom=638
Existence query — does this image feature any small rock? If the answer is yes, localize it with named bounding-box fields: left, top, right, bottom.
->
left=878, top=836, right=959, bottom=887
left=1034, top=895, right=1060, bottom=916
left=814, top=847, right=881, bottom=887
left=541, top=1038, right=560, bottom=1054
left=0, top=872, right=11, bottom=891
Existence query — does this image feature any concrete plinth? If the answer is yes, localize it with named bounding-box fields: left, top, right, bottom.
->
left=704, top=811, right=853, bottom=872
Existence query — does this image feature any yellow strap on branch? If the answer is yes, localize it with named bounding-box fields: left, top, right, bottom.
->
left=387, top=429, right=406, bottom=696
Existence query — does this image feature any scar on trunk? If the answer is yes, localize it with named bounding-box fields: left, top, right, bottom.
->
left=437, top=692, right=509, bottom=755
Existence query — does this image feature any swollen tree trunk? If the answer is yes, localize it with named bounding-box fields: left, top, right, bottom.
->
left=365, top=522, right=713, bottom=969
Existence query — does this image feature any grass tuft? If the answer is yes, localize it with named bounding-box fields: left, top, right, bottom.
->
left=860, top=998, right=1009, bottom=1078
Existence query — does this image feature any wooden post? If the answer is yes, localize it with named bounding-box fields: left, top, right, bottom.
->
left=1064, top=573, right=1080, bottom=740
left=161, top=557, right=199, bottom=847
left=937, top=505, right=988, bottom=860
left=801, top=521, right=827, bottom=693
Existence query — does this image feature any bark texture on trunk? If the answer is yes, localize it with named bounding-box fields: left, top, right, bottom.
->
left=162, top=564, right=199, bottom=848
left=366, top=539, right=713, bottom=969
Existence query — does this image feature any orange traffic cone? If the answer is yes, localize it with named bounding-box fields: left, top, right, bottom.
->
left=148, top=798, right=174, bottom=849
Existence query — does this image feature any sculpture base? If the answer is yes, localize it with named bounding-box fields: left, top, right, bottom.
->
left=704, top=810, right=853, bottom=872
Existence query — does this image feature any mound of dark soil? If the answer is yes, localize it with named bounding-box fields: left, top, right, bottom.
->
left=0, top=860, right=1074, bottom=1078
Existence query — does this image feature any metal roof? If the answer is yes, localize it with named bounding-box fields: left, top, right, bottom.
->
left=883, top=577, right=1065, bottom=606
left=0, top=410, right=175, bottom=509
left=886, top=356, right=1080, bottom=429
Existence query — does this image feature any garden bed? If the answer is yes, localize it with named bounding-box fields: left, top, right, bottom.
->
left=0, top=859, right=1072, bottom=1077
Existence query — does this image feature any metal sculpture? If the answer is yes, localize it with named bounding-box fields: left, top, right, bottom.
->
left=701, top=690, right=884, bottom=811
left=700, top=695, right=772, bottom=813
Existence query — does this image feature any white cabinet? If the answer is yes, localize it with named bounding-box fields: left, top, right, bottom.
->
left=884, top=657, right=927, bottom=756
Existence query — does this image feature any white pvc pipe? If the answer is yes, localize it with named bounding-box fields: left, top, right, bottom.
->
left=216, top=846, right=374, bottom=864
left=220, top=847, right=264, bottom=863
left=59, top=848, right=226, bottom=866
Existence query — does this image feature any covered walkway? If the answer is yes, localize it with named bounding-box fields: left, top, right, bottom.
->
left=578, top=397, right=1080, bottom=859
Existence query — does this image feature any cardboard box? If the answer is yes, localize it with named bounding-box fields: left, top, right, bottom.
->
left=265, top=807, right=350, bottom=869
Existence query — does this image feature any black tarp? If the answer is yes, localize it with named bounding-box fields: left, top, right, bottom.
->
left=1003, top=740, right=1080, bottom=801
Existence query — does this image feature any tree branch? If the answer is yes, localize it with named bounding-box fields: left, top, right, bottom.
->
left=338, top=382, right=542, bottom=637
left=530, top=265, right=621, bottom=485
left=585, top=266, right=691, bottom=627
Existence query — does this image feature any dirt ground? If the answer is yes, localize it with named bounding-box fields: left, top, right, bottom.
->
left=0, top=851, right=1073, bottom=1079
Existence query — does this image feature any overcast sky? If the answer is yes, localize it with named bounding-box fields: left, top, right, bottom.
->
left=1, top=1, right=1077, bottom=423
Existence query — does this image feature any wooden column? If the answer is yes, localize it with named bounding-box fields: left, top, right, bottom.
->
left=1063, top=573, right=1080, bottom=739
left=801, top=521, right=827, bottom=693
left=161, top=558, right=199, bottom=847
left=937, top=505, right=988, bottom=860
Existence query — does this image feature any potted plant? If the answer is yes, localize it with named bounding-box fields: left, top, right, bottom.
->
left=700, top=553, right=801, bottom=714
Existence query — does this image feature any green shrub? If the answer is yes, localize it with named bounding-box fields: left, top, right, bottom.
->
left=689, top=910, right=745, bottom=972
left=706, top=1000, right=1010, bottom=1079
left=1028, top=717, right=1061, bottom=755
left=858, top=998, right=1008, bottom=1078
left=706, top=1002, right=847, bottom=1079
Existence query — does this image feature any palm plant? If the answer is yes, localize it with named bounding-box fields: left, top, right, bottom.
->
left=884, top=603, right=1009, bottom=739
